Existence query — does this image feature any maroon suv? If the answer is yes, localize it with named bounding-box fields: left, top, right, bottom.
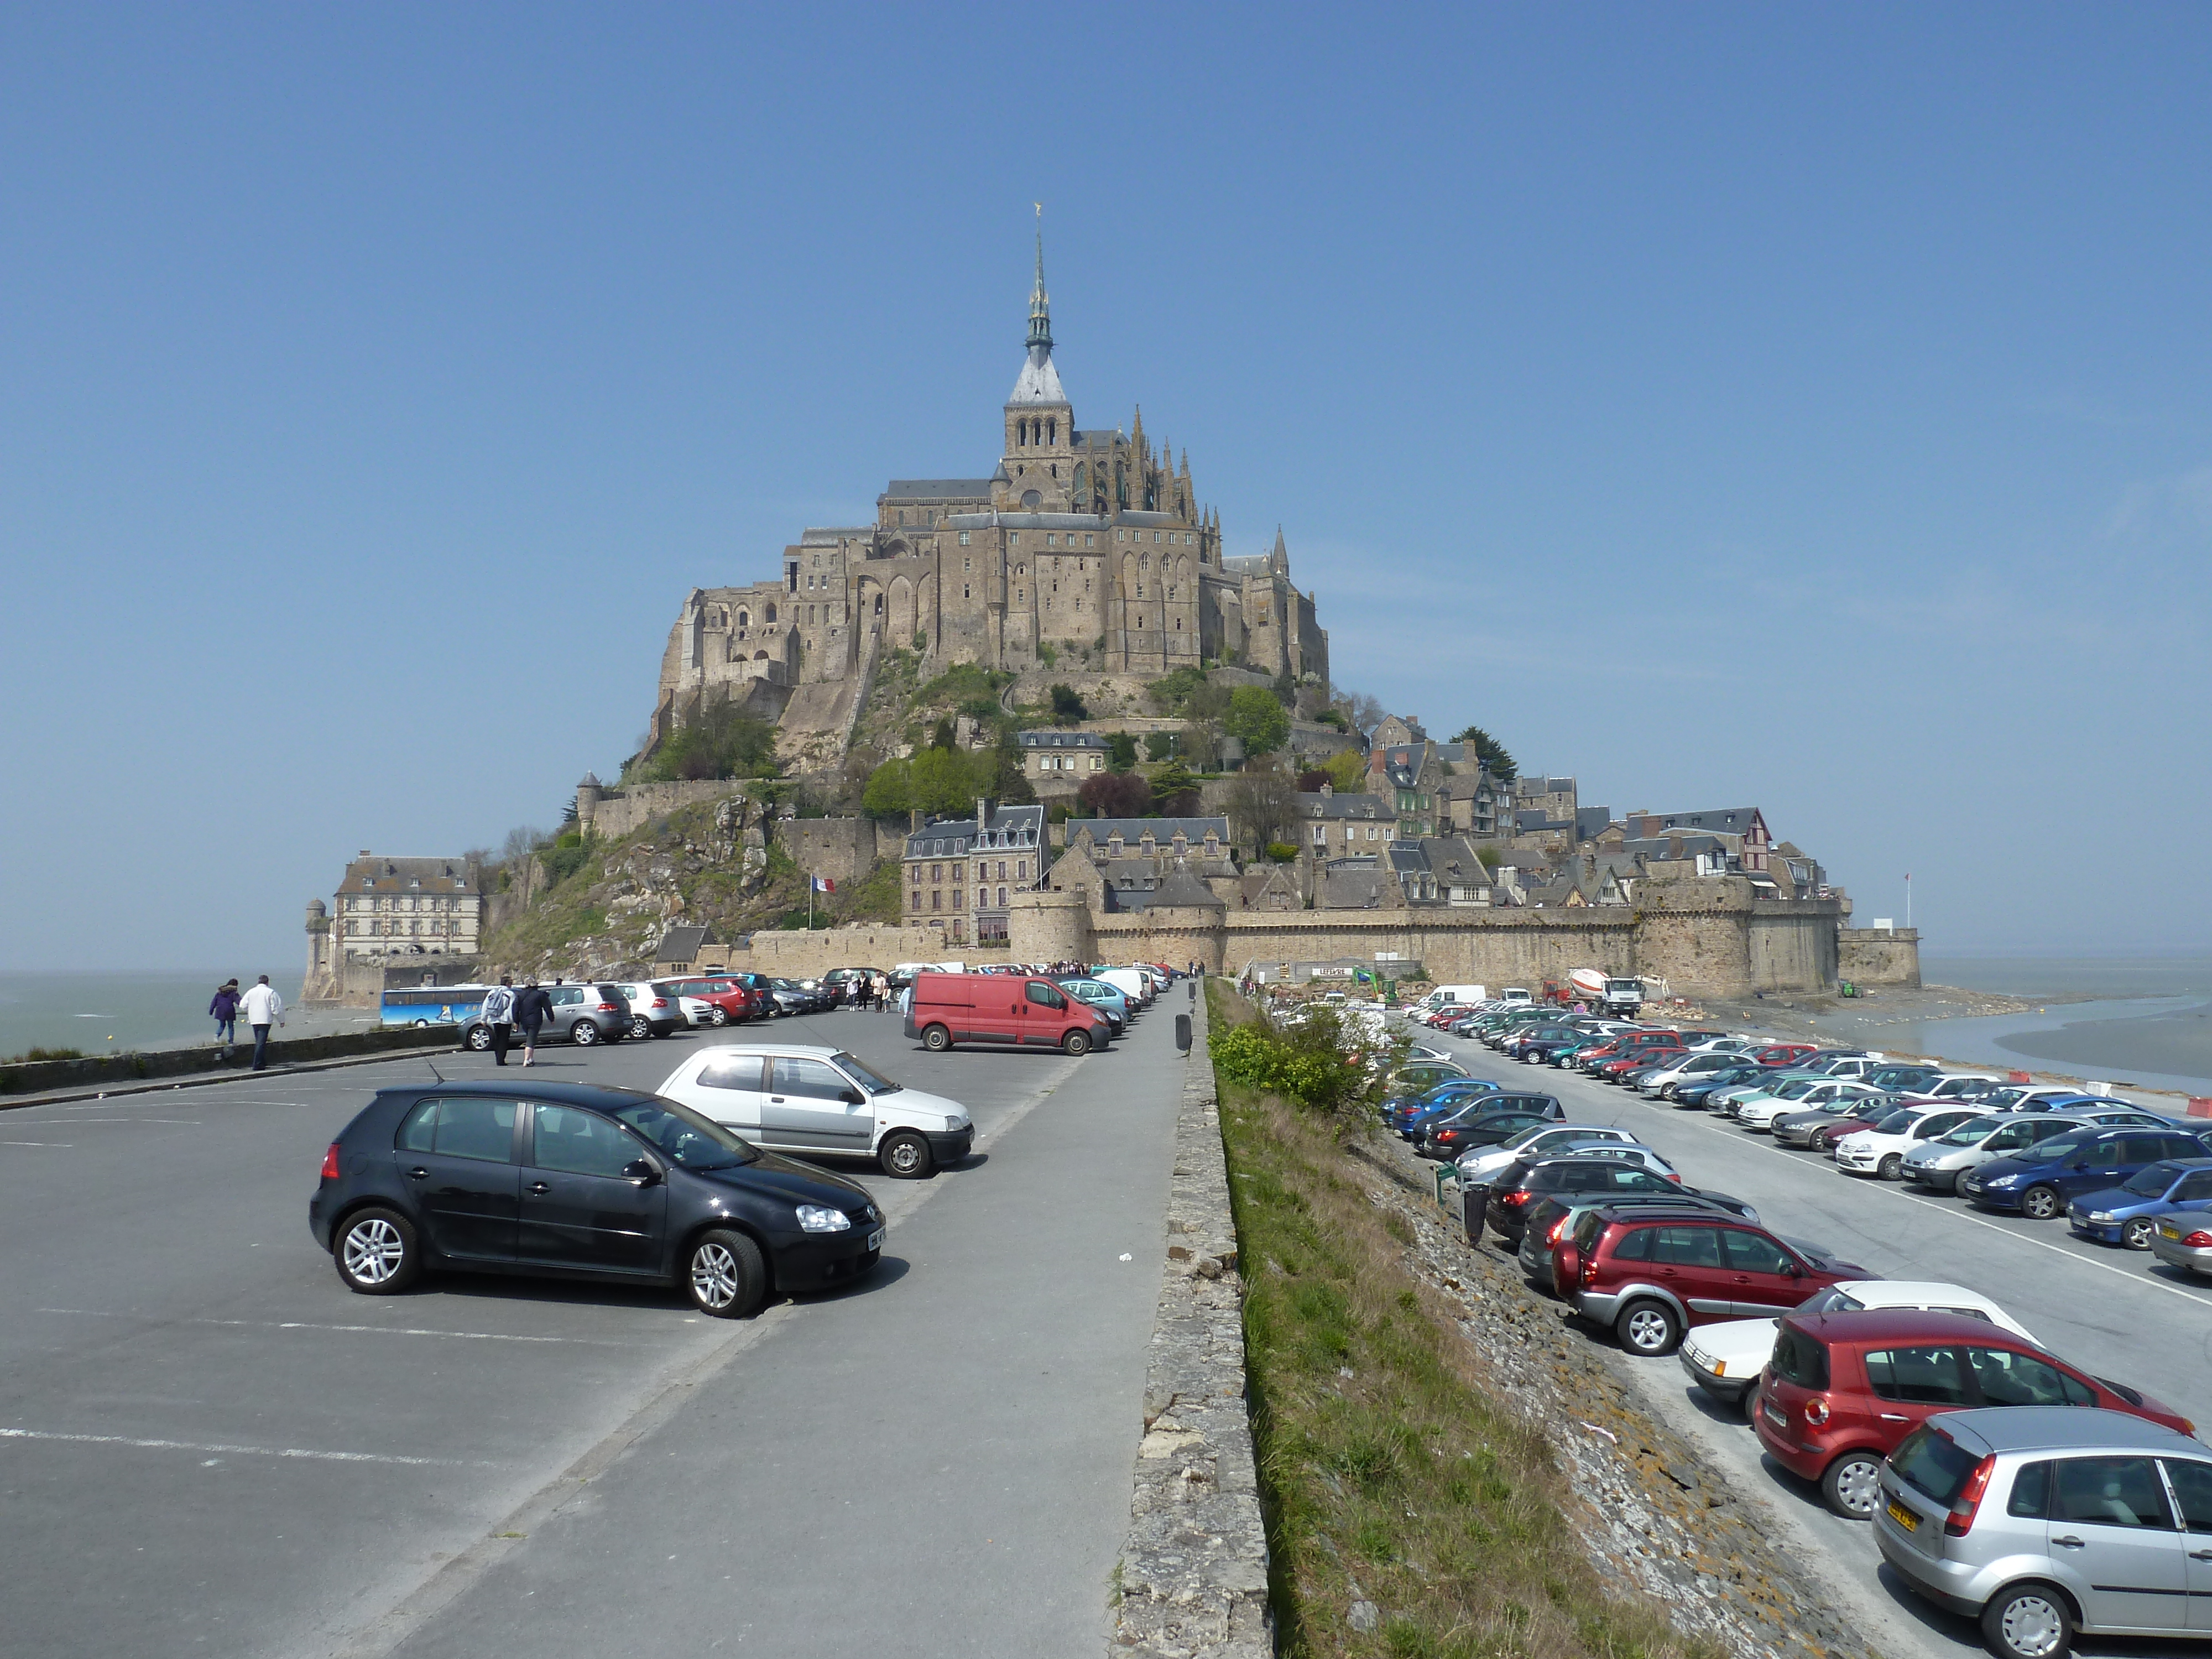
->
left=1567, top=1205, right=1871, bottom=1358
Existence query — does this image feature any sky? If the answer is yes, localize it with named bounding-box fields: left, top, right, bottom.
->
left=3, top=3, right=2209, bottom=972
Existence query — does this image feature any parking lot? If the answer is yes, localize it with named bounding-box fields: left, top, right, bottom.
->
left=0, top=1001, right=1192, bottom=1659
left=1415, top=1018, right=2212, bottom=1659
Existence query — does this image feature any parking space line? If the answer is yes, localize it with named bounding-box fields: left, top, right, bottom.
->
left=8, top=1117, right=202, bottom=1126
left=1, top=1140, right=71, bottom=1148
left=37, top=1308, right=630, bottom=1345
left=0, top=1427, right=482, bottom=1466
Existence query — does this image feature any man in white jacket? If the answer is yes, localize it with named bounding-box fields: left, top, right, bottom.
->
left=241, top=975, right=284, bottom=1071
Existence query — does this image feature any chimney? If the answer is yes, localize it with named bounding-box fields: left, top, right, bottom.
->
left=1319, top=781, right=1333, bottom=797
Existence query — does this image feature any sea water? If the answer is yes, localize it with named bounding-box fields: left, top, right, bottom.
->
left=0, top=971, right=305, bottom=1060
left=1901, top=956, right=2212, bottom=1095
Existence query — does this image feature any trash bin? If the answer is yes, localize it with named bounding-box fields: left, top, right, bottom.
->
left=1461, top=1182, right=1484, bottom=1243
left=1175, top=1013, right=1192, bottom=1053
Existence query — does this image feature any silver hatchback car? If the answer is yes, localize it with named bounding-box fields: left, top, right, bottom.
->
left=1874, top=1406, right=2212, bottom=1658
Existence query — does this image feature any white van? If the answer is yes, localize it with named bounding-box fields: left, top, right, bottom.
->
left=1416, top=985, right=1488, bottom=1013
left=1098, top=967, right=1154, bottom=1008
left=1498, top=987, right=1533, bottom=1006
left=655, top=1042, right=975, bottom=1178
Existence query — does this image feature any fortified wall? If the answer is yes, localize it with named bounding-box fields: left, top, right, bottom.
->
left=1006, top=878, right=1867, bottom=998
left=1838, top=926, right=1922, bottom=987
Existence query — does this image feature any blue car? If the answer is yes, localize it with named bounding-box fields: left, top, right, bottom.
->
left=1057, top=977, right=1129, bottom=1034
left=1959, top=1124, right=2212, bottom=1219
left=2068, top=1157, right=2212, bottom=1249
left=1387, top=1079, right=1505, bottom=1139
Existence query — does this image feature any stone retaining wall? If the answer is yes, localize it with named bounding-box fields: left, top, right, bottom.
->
left=0, top=1024, right=458, bottom=1097
left=1110, top=987, right=1271, bottom=1657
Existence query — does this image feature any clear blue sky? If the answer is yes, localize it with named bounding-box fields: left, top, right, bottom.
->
left=4, top=3, right=2208, bottom=972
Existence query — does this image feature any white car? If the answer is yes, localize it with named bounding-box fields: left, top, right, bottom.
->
left=1455, top=1123, right=1647, bottom=1184
left=655, top=1042, right=974, bottom=1179
left=1721, top=1075, right=1832, bottom=1125
left=1679, top=1280, right=2040, bottom=1413
left=1901, top=1071, right=2005, bottom=1103
left=1900, top=1112, right=2097, bottom=1193
left=1834, top=1105, right=1992, bottom=1178
left=1738, top=1079, right=1892, bottom=1131
left=1639, top=1051, right=1752, bottom=1098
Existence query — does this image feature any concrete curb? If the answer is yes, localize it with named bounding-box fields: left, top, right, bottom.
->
left=0, top=1036, right=465, bottom=1112
left=1110, top=987, right=1272, bottom=1657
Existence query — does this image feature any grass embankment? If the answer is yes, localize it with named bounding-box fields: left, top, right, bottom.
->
left=1209, top=984, right=1712, bottom=1659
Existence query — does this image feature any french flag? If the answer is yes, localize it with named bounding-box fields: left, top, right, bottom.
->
left=812, top=876, right=836, bottom=894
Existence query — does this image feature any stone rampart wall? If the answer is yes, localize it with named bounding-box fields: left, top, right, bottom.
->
left=1839, top=927, right=1922, bottom=987
left=782, top=818, right=878, bottom=891
left=703, top=924, right=1014, bottom=979
left=584, top=780, right=744, bottom=842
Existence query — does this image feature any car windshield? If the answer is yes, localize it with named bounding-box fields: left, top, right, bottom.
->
left=2123, top=1162, right=2182, bottom=1196
left=833, top=1052, right=901, bottom=1094
left=1776, top=1079, right=1822, bottom=1100
left=1499, top=1123, right=1553, bottom=1151
left=1873, top=1110, right=1918, bottom=1133
left=1939, top=1120, right=1997, bottom=1146
left=2031, top=1138, right=2086, bottom=1162
left=1799, top=1286, right=1861, bottom=1315
left=611, top=1098, right=758, bottom=1170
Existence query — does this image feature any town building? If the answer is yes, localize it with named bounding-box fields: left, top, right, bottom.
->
left=1016, top=728, right=1110, bottom=790
left=902, top=800, right=1047, bottom=946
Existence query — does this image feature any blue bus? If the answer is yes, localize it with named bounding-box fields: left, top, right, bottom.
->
left=380, top=984, right=494, bottom=1028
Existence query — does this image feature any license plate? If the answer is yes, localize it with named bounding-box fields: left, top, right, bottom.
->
left=1764, top=1400, right=1786, bottom=1431
left=866, top=1227, right=884, bottom=1251
left=2162, top=1223, right=2182, bottom=1240
left=1887, top=1499, right=1919, bottom=1532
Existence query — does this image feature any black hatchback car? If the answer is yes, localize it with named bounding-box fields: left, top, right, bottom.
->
left=309, top=1081, right=884, bottom=1317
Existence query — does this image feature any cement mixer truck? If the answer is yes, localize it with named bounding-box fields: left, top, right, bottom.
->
left=1569, top=967, right=1646, bottom=1018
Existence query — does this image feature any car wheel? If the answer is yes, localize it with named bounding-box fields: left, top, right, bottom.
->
left=2123, top=1217, right=2156, bottom=1250
left=921, top=1024, right=952, bottom=1052
left=1981, top=1583, right=2073, bottom=1659
left=1741, top=1383, right=1762, bottom=1422
left=1878, top=1153, right=1903, bottom=1180
left=708, top=1005, right=730, bottom=1027
left=2021, top=1185, right=2062, bottom=1221
left=629, top=1015, right=651, bottom=1040
left=335, top=1207, right=420, bottom=1296
left=1820, top=1449, right=1884, bottom=1518
left=1062, top=1028, right=1092, bottom=1056
left=571, top=1019, right=599, bottom=1046
left=880, top=1130, right=933, bottom=1179
left=465, top=1024, right=493, bottom=1051
left=1615, top=1298, right=1681, bottom=1357
left=413, top=1019, right=430, bottom=1029
left=685, top=1228, right=766, bottom=1318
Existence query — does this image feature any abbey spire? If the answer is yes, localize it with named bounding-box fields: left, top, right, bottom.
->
left=1008, top=210, right=1067, bottom=408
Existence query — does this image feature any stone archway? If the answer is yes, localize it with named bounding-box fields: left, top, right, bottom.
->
left=889, top=574, right=916, bottom=646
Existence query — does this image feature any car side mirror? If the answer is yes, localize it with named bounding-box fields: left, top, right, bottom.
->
left=839, top=1089, right=865, bottom=1105
left=1782, top=1259, right=1802, bottom=1277
left=622, top=1159, right=662, bottom=1188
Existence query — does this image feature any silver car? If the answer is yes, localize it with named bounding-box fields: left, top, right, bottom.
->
left=1901, top=1113, right=2090, bottom=1194
left=2148, top=1211, right=2212, bottom=1276
left=1874, top=1406, right=2212, bottom=1659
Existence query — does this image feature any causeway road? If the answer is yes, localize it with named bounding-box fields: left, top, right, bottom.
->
left=0, top=999, right=1192, bottom=1659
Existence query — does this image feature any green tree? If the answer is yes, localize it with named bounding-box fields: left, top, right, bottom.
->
left=1049, top=683, right=1088, bottom=722
left=1451, top=723, right=1518, bottom=781
left=911, top=745, right=987, bottom=816
left=990, top=731, right=1036, bottom=805
left=1225, top=686, right=1290, bottom=756
left=861, top=758, right=914, bottom=821
left=1105, top=731, right=1139, bottom=771
left=1322, top=748, right=1369, bottom=795
left=1150, top=760, right=1202, bottom=816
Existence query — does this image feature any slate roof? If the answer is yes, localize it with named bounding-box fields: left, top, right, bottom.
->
left=905, top=802, right=1046, bottom=859
left=654, top=925, right=719, bottom=963
left=1152, top=870, right=1227, bottom=909
left=1297, top=791, right=1392, bottom=820
left=342, top=856, right=482, bottom=896
left=1019, top=729, right=1109, bottom=750
left=1575, top=806, right=1615, bottom=842
left=880, top=481, right=994, bottom=500
left=1008, top=346, right=1068, bottom=405
left=1078, top=817, right=1229, bottom=845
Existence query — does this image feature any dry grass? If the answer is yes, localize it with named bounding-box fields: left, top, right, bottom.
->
left=1212, top=984, right=1716, bottom=1659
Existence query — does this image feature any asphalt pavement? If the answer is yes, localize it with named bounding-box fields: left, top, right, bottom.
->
left=1413, top=1019, right=2212, bottom=1659
left=0, top=999, right=1192, bottom=1659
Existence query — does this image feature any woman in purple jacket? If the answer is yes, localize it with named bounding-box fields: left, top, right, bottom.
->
left=209, top=979, right=241, bottom=1060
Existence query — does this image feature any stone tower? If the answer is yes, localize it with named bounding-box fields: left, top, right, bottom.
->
left=998, top=225, right=1073, bottom=514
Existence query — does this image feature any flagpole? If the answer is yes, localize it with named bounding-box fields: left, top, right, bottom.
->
left=809, top=876, right=814, bottom=931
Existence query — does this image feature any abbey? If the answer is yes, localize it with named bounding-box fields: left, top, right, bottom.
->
left=651, top=238, right=1328, bottom=748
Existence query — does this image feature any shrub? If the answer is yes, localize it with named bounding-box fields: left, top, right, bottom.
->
left=1265, top=841, right=1300, bottom=863
left=1206, top=1003, right=1378, bottom=1119
left=1049, top=682, right=1088, bottom=722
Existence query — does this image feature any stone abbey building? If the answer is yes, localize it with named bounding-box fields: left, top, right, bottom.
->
left=651, top=238, right=1329, bottom=749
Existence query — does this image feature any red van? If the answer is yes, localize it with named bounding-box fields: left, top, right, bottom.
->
left=1754, top=1308, right=2189, bottom=1518
left=904, top=972, right=1110, bottom=1056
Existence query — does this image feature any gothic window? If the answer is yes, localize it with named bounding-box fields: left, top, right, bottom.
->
left=1046, top=419, right=1055, bottom=444
left=1139, top=552, right=1149, bottom=571
left=1016, top=564, right=1025, bottom=575
left=873, top=593, right=883, bottom=614
left=736, top=609, right=748, bottom=628
left=1073, top=462, right=1087, bottom=493
left=765, top=603, right=777, bottom=623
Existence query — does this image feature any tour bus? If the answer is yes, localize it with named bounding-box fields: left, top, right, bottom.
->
left=379, top=984, right=494, bottom=1028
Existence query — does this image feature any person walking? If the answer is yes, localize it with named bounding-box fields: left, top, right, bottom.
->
left=209, top=979, right=241, bottom=1061
left=513, top=978, right=552, bottom=1067
left=481, top=976, right=517, bottom=1067
left=240, top=974, right=285, bottom=1071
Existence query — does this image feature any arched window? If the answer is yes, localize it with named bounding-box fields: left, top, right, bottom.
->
left=873, top=592, right=883, bottom=615
left=1073, top=462, right=1087, bottom=494
left=1046, top=419, right=1056, bottom=444
left=1139, top=552, right=1149, bottom=571
left=765, top=603, right=776, bottom=624
left=1016, top=563, right=1025, bottom=576
left=735, top=608, right=748, bottom=628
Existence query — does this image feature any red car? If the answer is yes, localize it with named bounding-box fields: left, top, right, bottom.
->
left=665, top=976, right=762, bottom=1026
left=1567, top=1205, right=1870, bottom=1358
left=1754, top=1308, right=2190, bottom=1519
left=1748, top=1042, right=1819, bottom=1068
left=1598, top=1044, right=1686, bottom=1081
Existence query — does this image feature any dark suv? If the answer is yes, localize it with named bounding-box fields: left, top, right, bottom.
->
left=308, top=1080, right=884, bottom=1317
left=1568, top=1206, right=1870, bottom=1357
